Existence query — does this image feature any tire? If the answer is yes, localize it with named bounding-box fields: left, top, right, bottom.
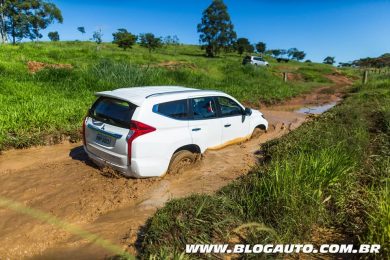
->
left=251, top=127, right=264, bottom=139
left=167, top=150, right=199, bottom=175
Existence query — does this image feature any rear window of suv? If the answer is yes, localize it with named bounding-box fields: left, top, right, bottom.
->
left=153, top=99, right=189, bottom=119
left=90, top=97, right=136, bottom=128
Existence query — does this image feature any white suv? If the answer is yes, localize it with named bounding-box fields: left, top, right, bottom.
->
left=243, top=56, right=269, bottom=66
left=83, top=86, right=268, bottom=178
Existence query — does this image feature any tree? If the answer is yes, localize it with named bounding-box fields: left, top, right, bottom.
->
left=270, top=49, right=281, bottom=58
left=279, top=49, right=288, bottom=58
left=163, top=35, right=180, bottom=46
left=285, top=48, right=306, bottom=61
left=197, top=0, right=237, bottom=57
left=255, top=42, right=266, bottom=54
left=139, top=33, right=162, bottom=54
left=287, top=48, right=298, bottom=59
left=112, top=29, right=137, bottom=50
left=338, top=62, right=352, bottom=67
left=0, top=0, right=7, bottom=43
left=77, top=26, right=85, bottom=40
left=48, top=31, right=59, bottom=42
left=292, top=50, right=306, bottom=61
left=235, top=37, right=253, bottom=55
left=352, top=54, right=390, bottom=68
left=163, top=35, right=180, bottom=55
left=323, top=56, right=335, bottom=65
left=92, top=29, right=103, bottom=44
left=0, top=0, right=63, bottom=44
left=247, top=44, right=255, bottom=53
left=77, top=26, right=85, bottom=35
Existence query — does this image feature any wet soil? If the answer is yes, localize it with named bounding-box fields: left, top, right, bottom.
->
left=0, top=75, right=351, bottom=259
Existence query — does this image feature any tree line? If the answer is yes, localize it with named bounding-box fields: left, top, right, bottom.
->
left=0, top=0, right=349, bottom=66
left=196, top=0, right=364, bottom=66
left=0, top=0, right=309, bottom=62
left=112, top=30, right=180, bottom=54
left=338, top=54, right=390, bottom=68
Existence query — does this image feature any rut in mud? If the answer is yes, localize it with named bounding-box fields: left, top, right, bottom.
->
left=0, top=75, right=351, bottom=259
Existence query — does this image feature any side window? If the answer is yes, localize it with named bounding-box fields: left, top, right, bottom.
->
left=191, top=97, right=217, bottom=120
left=153, top=99, right=189, bottom=120
left=216, top=97, right=243, bottom=117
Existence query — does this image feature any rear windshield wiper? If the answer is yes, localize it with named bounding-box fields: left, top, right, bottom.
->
left=94, top=112, right=129, bottom=128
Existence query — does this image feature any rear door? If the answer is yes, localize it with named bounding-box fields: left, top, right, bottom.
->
left=215, top=96, right=250, bottom=144
left=188, top=96, right=222, bottom=151
left=85, top=97, right=135, bottom=166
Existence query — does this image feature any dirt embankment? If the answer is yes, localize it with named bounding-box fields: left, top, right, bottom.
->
left=27, top=61, right=73, bottom=73
left=0, top=74, right=351, bottom=259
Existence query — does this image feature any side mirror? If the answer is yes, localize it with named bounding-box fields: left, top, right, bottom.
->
left=244, top=108, right=252, bottom=116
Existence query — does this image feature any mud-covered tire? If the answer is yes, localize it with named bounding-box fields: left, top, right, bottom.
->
left=251, top=127, right=264, bottom=139
left=168, top=150, right=199, bottom=175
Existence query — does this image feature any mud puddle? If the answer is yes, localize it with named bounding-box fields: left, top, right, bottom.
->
left=0, top=76, right=350, bottom=259
left=295, top=100, right=339, bottom=115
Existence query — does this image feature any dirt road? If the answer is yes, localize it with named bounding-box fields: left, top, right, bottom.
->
left=0, top=75, right=351, bottom=259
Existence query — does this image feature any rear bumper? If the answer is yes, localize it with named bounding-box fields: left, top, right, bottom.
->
left=84, top=146, right=167, bottom=178
left=84, top=146, right=139, bottom=178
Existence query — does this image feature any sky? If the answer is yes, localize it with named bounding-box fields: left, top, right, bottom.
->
left=42, top=0, right=390, bottom=63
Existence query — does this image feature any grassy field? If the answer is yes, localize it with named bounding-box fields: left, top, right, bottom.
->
left=0, top=41, right=342, bottom=151
left=140, top=74, right=390, bottom=258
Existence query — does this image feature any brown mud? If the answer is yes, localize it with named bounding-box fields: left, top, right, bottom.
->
left=145, top=61, right=197, bottom=70
left=0, top=74, right=351, bottom=259
left=27, top=61, right=73, bottom=73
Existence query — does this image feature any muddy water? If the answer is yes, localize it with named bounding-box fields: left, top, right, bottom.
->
left=0, top=78, right=350, bottom=259
left=296, top=101, right=339, bottom=115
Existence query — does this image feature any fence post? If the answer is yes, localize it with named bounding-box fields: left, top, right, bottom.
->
left=363, top=70, right=368, bottom=84
left=283, top=72, right=288, bottom=82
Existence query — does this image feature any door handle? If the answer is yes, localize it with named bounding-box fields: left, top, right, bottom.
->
left=192, top=128, right=201, bottom=131
left=224, top=124, right=231, bottom=127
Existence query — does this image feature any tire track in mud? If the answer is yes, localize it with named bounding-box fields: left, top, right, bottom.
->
left=0, top=75, right=351, bottom=259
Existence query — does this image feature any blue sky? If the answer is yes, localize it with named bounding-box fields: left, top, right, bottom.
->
left=43, top=0, right=390, bottom=63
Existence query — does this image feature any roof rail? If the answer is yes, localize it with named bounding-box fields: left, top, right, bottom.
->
left=145, top=89, right=220, bottom=99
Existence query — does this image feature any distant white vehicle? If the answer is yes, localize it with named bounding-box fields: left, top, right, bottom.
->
left=243, top=56, right=269, bottom=66
left=83, top=86, right=268, bottom=178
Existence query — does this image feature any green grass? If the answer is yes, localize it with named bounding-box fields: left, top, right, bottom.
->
left=140, top=74, right=390, bottom=258
left=0, top=41, right=343, bottom=151
left=360, top=74, right=390, bottom=256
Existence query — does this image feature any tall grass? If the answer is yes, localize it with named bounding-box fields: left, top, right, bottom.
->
left=297, top=66, right=333, bottom=83
left=358, top=74, right=390, bottom=256
left=140, top=74, right=390, bottom=258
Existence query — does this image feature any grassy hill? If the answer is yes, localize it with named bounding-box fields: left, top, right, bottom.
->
left=0, top=41, right=348, bottom=150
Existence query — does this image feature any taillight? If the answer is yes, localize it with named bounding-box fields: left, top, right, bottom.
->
left=127, top=120, right=156, bottom=164
left=82, top=117, right=87, bottom=146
